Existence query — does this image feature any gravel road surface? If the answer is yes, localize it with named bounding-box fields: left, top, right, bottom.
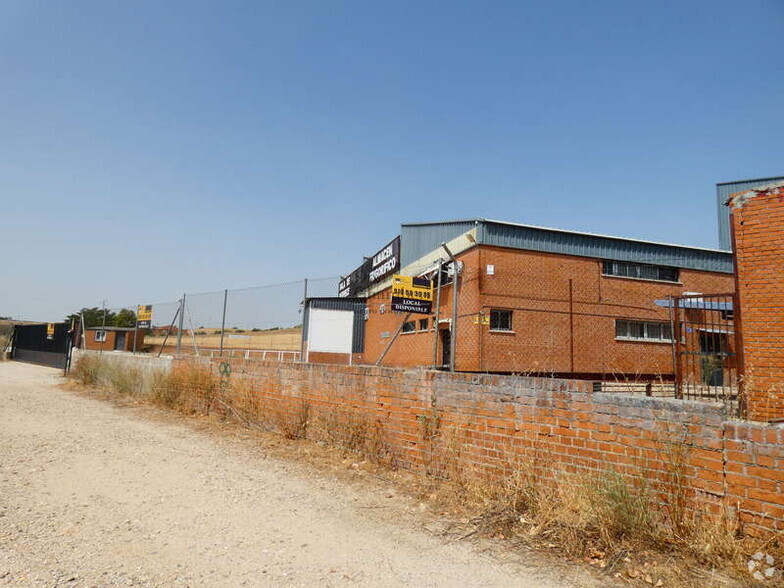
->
left=0, top=361, right=603, bottom=587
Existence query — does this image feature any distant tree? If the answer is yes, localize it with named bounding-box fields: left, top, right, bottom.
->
left=114, top=308, right=137, bottom=328
left=65, top=307, right=117, bottom=328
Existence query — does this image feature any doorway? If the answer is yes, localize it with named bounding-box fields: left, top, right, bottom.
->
left=440, top=328, right=451, bottom=369
left=114, top=332, right=126, bottom=351
left=699, top=331, right=727, bottom=386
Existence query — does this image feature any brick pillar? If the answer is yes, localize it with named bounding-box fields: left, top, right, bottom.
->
left=729, top=182, right=784, bottom=422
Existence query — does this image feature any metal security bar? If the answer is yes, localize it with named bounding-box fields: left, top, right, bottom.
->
left=670, top=293, right=741, bottom=415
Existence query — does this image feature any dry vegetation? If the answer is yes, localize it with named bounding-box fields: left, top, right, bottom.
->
left=0, top=320, right=16, bottom=357
left=70, top=355, right=782, bottom=587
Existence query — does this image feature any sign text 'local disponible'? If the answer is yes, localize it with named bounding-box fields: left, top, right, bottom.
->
left=136, top=305, right=153, bottom=329
left=391, top=275, right=433, bottom=314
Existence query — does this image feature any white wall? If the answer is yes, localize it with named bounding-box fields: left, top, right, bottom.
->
left=307, top=309, right=354, bottom=354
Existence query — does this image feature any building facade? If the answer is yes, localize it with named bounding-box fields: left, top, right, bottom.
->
left=83, top=327, right=144, bottom=352
left=342, top=219, right=734, bottom=379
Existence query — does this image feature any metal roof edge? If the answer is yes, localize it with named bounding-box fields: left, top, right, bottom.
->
left=401, top=218, right=484, bottom=227
left=480, top=219, right=733, bottom=256
left=716, top=175, right=784, bottom=186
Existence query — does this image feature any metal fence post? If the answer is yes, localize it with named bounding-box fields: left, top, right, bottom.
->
left=132, top=303, right=138, bottom=354
left=441, top=243, right=459, bottom=372
left=673, top=297, right=682, bottom=399
left=176, top=294, right=185, bottom=353
left=431, top=258, right=443, bottom=368
left=219, top=289, right=228, bottom=357
left=300, top=279, right=308, bottom=362
left=99, top=300, right=106, bottom=354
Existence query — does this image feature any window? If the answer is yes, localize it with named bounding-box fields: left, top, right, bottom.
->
left=402, top=321, right=416, bottom=333
left=602, top=260, right=679, bottom=283
left=615, top=320, right=672, bottom=342
left=489, top=309, right=513, bottom=331
left=418, top=318, right=429, bottom=331
left=94, top=330, right=107, bottom=342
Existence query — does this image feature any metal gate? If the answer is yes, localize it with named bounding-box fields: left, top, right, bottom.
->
left=669, top=293, right=742, bottom=415
left=11, top=322, right=72, bottom=370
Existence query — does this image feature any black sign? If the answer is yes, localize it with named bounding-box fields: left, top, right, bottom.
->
left=339, top=236, right=401, bottom=297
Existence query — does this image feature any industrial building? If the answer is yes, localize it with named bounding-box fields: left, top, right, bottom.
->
left=304, top=219, right=734, bottom=380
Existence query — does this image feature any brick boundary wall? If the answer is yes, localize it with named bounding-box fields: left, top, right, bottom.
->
left=180, top=357, right=784, bottom=537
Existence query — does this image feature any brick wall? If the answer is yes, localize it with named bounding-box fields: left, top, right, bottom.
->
left=362, top=245, right=734, bottom=377
left=188, top=356, right=784, bottom=536
left=730, top=184, right=784, bottom=422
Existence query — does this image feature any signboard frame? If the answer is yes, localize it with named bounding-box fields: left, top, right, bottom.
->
left=136, top=305, right=153, bottom=329
left=390, top=275, right=433, bottom=314
left=339, top=236, right=401, bottom=297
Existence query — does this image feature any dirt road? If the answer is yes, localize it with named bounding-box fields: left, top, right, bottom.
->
left=0, top=362, right=601, bottom=587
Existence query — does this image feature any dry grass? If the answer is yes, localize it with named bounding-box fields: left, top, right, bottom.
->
left=69, top=356, right=782, bottom=587
left=145, top=327, right=301, bottom=352
left=71, top=354, right=164, bottom=398
left=0, top=322, right=14, bottom=358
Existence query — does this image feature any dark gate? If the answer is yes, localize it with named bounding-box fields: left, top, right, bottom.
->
left=670, top=293, right=742, bottom=415
left=11, top=323, right=71, bottom=369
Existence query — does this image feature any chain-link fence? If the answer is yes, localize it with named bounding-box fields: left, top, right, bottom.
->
left=77, top=277, right=339, bottom=360
left=70, top=264, right=742, bottom=416
left=365, top=263, right=721, bottom=402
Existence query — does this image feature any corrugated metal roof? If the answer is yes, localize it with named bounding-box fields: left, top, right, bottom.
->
left=401, top=220, right=479, bottom=266
left=716, top=176, right=783, bottom=250
left=400, top=219, right=733, bottom=274
left=655, top=299, right=733, bottom=311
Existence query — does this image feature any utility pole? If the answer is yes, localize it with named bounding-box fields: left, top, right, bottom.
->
left=100, top=299, right=106, bottom=354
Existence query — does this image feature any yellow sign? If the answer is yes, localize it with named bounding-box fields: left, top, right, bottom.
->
left=391, top=275, right=433, bottom=301
left=46, top=323, right=55, bottom=339
left=391, top=275, right=433, bottom=314
left=473, top=314, right=490, bottom=325
left=137, top=305, right=153, bottom=328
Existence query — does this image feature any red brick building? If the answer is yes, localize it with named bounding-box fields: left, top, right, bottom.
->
left=332, top=220, right=734, bottom=379
left=83, top=327, right=145, bottom=352
left=729, top=181, right=784, bottom=422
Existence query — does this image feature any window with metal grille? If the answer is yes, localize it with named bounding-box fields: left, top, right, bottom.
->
left=615, top=320, right=672, bottom=342
left=489, top=309, right=513, bottom=331
left=402, top=321, right=416, bottom=333
left=418, top=318, right=429, bottom=331
left=602, top=260, right=679, bottom=283
left=94, top=330, right=107, bottom=342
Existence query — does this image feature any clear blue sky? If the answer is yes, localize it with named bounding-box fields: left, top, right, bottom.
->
left=2, top=0, right=783, bottom=322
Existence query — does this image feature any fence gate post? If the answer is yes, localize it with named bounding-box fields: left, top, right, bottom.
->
left=673, top=297, right=683, bottom=399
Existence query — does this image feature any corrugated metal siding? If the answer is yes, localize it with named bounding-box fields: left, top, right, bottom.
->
left=401, top=221, right=478, bottom=266
left=481, top=222, right=733, bottom=273
left=303, top=298, right=366, bottom=353
left=716, top=177, right=784, bottom=250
